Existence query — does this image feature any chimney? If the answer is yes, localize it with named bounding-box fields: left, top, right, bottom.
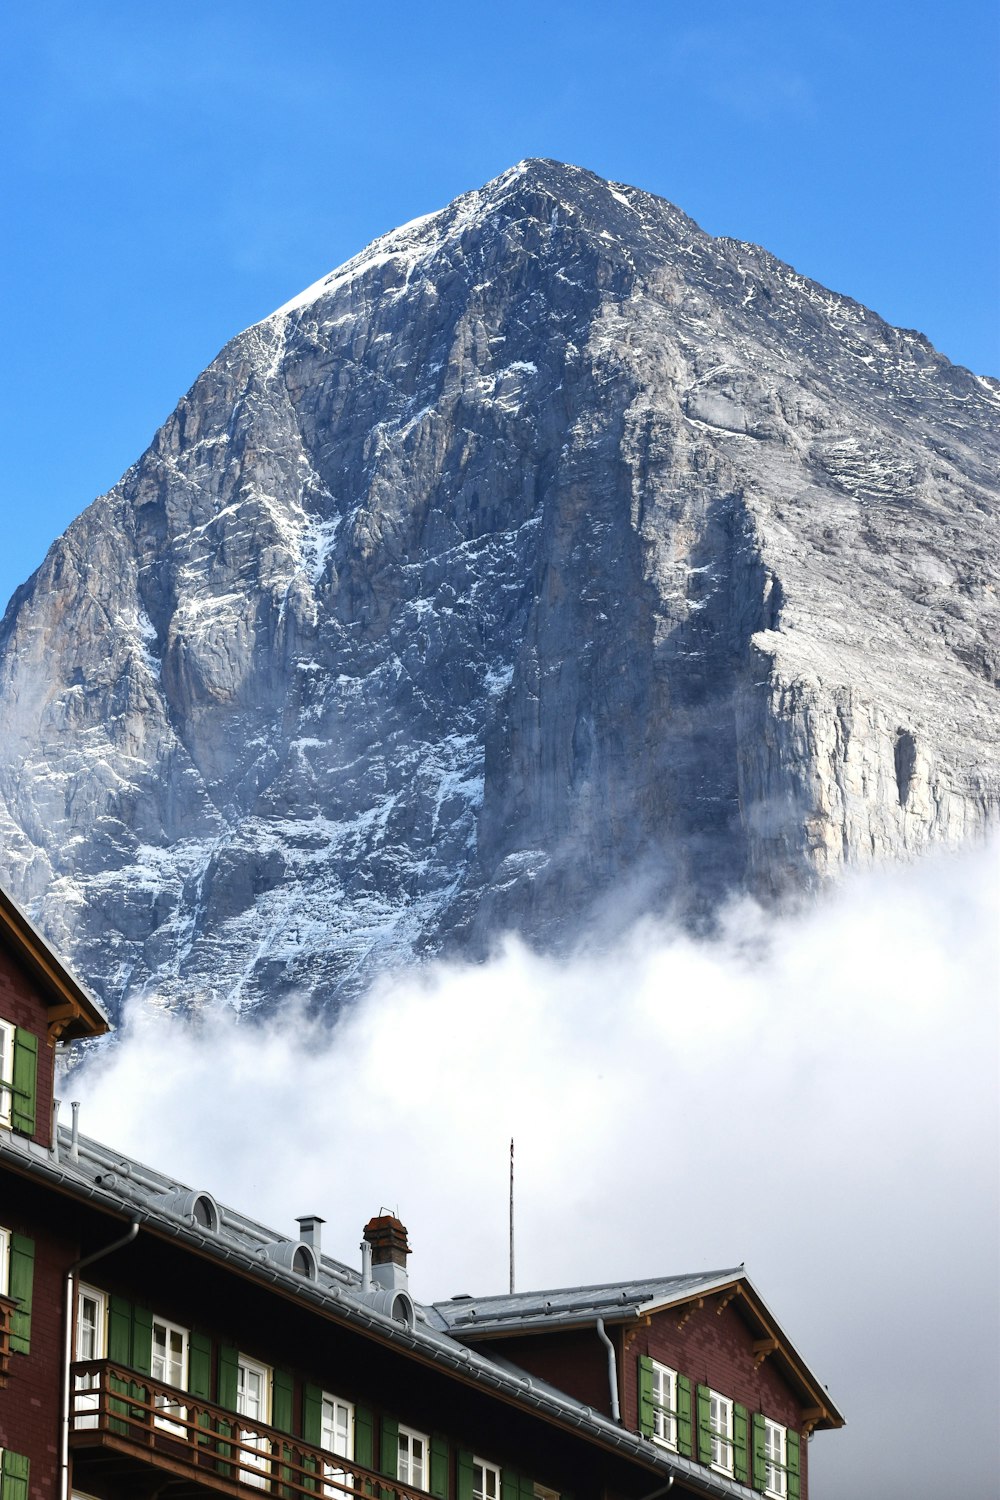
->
left=363, top=1214, right=410, bottom=1292
left=297, top=1215, right=325, bottom=1252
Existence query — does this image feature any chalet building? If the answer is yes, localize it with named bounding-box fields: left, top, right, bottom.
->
left=0, top=882, right=844, bottom=1500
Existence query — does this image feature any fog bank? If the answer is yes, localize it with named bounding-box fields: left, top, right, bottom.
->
left=70, top=841, right=1000, bottom=1499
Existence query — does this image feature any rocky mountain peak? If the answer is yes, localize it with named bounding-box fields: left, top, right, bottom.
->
left=0, top=162, right=996, bottom=1019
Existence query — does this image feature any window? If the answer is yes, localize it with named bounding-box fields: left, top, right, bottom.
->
left=76, top=1286, right=107, bottom=1361
left=472, top=1458, right=500, bottom=1500
left=321, top=1393, right=354, bottom=1497
left=151, top=1317, right=189, bottom=1434
left=534, top=1487, right=560, bottom=1500
left=322, top=1395, right=354, bottom=1458
left=237, top=1355, right=272, bottom=1490
left=0, top=1024, right=36, bottom=1136
left=0, top=1021, right=13, bottom=1128
left=764, top=1418, right=787, bottom=1498
left=650, top=1360, right=679, bottom=1449
left=708, top=1391, right=734, bottom=1475
left=73, top=1285, right=107, bottom=1430
left=0, top=1227, right=9, bottom=1296
left=398, top=1426, right=430, bottom=1491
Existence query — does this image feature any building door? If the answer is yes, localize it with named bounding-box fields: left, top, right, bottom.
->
left=151, top=1317, right=189, bottom=1434
left=73, top=1286, right=106, bottom=1429
left=236, top=1355, right=272, bottom=1489
left=321, top=1394, right=354, bottom=1497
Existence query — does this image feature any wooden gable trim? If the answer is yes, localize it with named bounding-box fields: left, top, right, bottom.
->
left=634, top=1280, right=845, bottom=1429
left=0, top=887, right=109, bottom=1043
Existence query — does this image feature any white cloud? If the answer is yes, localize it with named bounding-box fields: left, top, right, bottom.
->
left=68, top=840, right=999, bottom=1498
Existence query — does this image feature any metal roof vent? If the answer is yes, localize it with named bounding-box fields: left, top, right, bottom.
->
left=159, top=1188, right=221, bottom=1234
left=358, top=1285, right=416, bottom=1327
left=297, top=1215, right=325, bottom=1252
left=265, top=1239, right=320, bottom=1280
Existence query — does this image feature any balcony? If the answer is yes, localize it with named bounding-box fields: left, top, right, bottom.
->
left=69, top=1359, right=427, bottom=1500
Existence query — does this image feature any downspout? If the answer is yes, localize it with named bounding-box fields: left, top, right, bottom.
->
left=60, top=1218, right=140, bottom=1500
left=595, top=1316, right=621, bottom=1423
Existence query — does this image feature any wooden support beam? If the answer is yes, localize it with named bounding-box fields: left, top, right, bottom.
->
left=801, top=1405, right=827, bottom=1436
left=753, top=1338, right=779, bottom=1368
left=676, top=1297, right=703, bottom=1331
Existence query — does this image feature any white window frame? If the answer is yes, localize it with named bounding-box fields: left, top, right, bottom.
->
left=533, top=1487, right=559, bottom=1500
left=0, top=1225, right=10, bottom=1296
left=708, top=1390, right=734, bottom=1476
left=398, top=1424, right=431, bottom=1492
left=237, top=1355, right=273, bottom=1490
left=321, top=1392, right=355, bottom=1498
left=650, top=1359, right=679, bottom=1450
left=72, top=1284, right=108, bottom=1431
left=151, top=1316, right=190, bottom=1435
left=763, top=1418, right=788, bottom=1498
left=75, top=1284, right=107, bottom=1361
left=0, top=1019, right=14, bottom=1128
left=472, top=1457, right=501, bottom=1500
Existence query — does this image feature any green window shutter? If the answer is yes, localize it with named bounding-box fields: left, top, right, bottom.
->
left=189, top=1330, right=213, bottom=1452
left=0, top=1450, right=30, bottom=1500
left=8, top=1234, right=34, bottom=1354
left=501, top=1469, right=519, bottom=1500
left=677, top=1375, right=694, bottom=1458
left=457, top=1449, right=474, bottom=1500
left=733, top=1404, right=749, bottom=1484
left=638, top=1354, right=655, bottom=1437
left=131, top=1304, right=153, bottom=1376
left=381, top=1415, right=400, bottom=1477
left=355, top=1403, right=375, bottom=1469
left=215, top=1344, right=240, bottom=1474
left=107, top=1293, right=133, bottom=1434
left=273, top=1368, right=294, bottom=1434
left=189, top=1331, right=212, bottom=1399
left=302, top=1382, right=323, bottom=1447
left=108, top=1294, right=133, bottom=1364
left=696, top=1385, right=712, bottom=1466
left=786, top=1430, right=801, bottom=1500
left=751, top=1412, right=767, bottom=1491
left=11, top=1029, right=38, bottom=1136
left=218, top=1343, right=239, bottom=1409
left=517, top=1474, right=534, bottom=1500
left=431, top=1434, right=450, bottom=1500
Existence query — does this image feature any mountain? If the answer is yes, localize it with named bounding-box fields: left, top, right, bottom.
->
left=0, top=159, right=997, bottom=1018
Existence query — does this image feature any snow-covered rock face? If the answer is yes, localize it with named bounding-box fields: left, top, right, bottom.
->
left=0, top=158, right=997, bottom=1017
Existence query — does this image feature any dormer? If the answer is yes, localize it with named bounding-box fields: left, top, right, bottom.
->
left=0, top=884, right=109, bottom=1149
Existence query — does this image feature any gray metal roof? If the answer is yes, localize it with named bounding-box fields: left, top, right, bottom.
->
left=0, top=1121, right=839, bottom=1494
left=431, top=1272, right=747, bottom=1335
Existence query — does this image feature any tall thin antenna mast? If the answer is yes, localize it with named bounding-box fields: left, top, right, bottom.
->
left=509, top=1137, right=515, bottom=1295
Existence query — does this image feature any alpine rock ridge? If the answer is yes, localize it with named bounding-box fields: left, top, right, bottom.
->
left=0, top=159, right=997, bottom=1018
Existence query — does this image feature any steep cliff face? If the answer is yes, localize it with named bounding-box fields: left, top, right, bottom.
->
left=0, top=160, right=997, bottom=1016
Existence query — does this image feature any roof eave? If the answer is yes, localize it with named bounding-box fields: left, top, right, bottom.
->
left=0, top=886, right=109, bottom=1041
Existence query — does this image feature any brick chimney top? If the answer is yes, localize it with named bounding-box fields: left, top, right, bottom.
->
left=363, top=1214, right=411, bottom=1268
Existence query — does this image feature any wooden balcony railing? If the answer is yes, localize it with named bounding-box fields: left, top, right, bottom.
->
left=0, top=1293, right=16, bottom=1385
left=69, top=1360, right=430, bottom=1500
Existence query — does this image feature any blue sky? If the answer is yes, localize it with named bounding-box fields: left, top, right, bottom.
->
left=1, top=1, right=997, bottom=610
